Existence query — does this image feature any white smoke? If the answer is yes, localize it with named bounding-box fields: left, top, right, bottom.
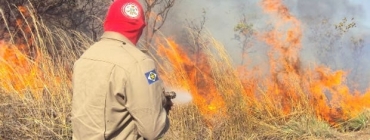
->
left=165, top=87, right=193, bottom=104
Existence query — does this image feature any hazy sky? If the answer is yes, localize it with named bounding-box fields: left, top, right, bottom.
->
left=349, top=0, right=370, bottom=26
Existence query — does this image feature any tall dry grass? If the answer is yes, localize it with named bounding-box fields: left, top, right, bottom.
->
left=0, top=4, right=92, bottom=139
left=0, top=3, right=369, bottom=140
left=153, top=30, right=370, bottom=139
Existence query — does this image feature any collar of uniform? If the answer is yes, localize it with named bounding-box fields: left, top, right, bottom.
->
left=100, top=31, right=134, bottom=46
left=101, top=31, right=149, bottom=55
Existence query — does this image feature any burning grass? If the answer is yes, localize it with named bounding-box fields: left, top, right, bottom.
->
left=1, top=1, right=370, bottom=140
left=0, top=4, right=91, bottom=139
left=155, top=33, right=370, bottom=139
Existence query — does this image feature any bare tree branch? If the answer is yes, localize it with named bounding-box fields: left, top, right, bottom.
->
left=143, top=0, right=176, bottom=49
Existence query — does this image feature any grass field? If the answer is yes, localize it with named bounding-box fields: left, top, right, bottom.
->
left=1, top=2, right=370, bottom=140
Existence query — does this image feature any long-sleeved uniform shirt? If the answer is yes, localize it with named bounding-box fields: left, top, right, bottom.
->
left=71, top=31, right=169, bottom=140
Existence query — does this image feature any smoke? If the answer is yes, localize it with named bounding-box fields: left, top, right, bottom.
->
left=293, top=0, right=370, bottom=91
left=163, top=0, right=265, bottom=64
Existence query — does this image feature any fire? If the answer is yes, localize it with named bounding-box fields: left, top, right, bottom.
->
left=156, top=38, right=227, bottom=126
left=0, top=0, right=368, bottom=130
left=309, top=67, right=370, bottom=124
left=154, top=0, right=370, bottom=127
left=253, top=0, right=304, bottom=116
left=0, top=41, right=43, bottom=95
left=258, top=0, right=370, bottom=124
left=0, top=6, right=62, bottom=98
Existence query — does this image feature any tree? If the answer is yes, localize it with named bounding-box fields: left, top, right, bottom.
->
left=141, top=0, right=175, bottom=49
left=308, top=17, right=357, bottom=68
left=0, top=0, right=111, bottom=41
left=186, top=9, right=207, bottom=56
left=1, top=0, right=178, bottom=56
left=307, top=17, right=365, bottom=91
left=233, top=14, right=255, bottom=65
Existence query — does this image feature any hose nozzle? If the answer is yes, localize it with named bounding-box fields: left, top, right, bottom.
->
left=164, top=91, right=176, bottom=99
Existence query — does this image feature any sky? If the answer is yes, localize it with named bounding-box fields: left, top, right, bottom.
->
left=161, top=0, right=370, bottom=90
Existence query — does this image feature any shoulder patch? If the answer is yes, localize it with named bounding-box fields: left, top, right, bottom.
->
left=145, top=69, right=159, bottom=84
left=122, top=3, right=140, bottom=19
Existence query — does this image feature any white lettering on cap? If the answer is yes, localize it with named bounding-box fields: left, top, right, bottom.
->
left=122, top=3, right=140, bottom=19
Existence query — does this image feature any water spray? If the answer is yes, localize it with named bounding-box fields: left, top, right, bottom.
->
left=164, top=88, right=193, bottom=104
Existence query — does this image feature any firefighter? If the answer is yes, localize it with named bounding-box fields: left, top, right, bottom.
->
left=71, top=0, right=171, bottom=139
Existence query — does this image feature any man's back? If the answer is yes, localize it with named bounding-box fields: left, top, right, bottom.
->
left=72, top=32, right=169, bottom=140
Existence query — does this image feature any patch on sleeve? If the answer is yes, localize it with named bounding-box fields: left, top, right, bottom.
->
left=145, top=69, right=159, bottom=84
left=121, top=3, right=140, bottom=19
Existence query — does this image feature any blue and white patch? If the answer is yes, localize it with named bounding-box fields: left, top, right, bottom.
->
left=145, top=69, right=159, bottom=84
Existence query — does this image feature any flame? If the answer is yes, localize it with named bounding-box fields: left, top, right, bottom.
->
left=309, top=67, right=370, bottom=124
left=256, top=0, right=304, bottom=116
left=262, top=0, right=370, bottom=124
left=154, top=0, right=370, bottom=127
left=0, top=6, right=63, bottom=98
left=258, top=0, right=370, bottom=124
left=1, top=1, right=369, bottom=129
left=0, top=41, right=43, bottom=95
left=157, top=38, right=226, bottom=126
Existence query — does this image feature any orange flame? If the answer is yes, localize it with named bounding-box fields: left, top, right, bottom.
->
left=0, top=1, right=368, bottom=129
left=154, top=0, right=370, bottom=128
left=157, top=38, right=226, bottom=126
left=0, top=6, right=62, bottom=99
left=257, top=0, right=370, bottom=124
left=0, top=41, right=43, bottom=95
left=258, top=0, right=304, bottom=115
left=309, top=67, right=370, bottom=124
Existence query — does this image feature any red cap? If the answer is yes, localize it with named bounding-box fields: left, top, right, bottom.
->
left=104, top=0, right=146, bottom=45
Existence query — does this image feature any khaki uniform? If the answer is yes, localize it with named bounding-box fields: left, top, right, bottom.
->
left=72, top=32, right=169, bottom=140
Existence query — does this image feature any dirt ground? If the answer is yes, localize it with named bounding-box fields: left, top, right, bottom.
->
left=328, top=127, right=370, bottom=140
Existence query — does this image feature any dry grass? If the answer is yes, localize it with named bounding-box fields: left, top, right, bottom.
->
left=153, top=30, right=370, bottom=139
left=0, top=3, right=369, bottom=140
left=0, top=4, right=91, bottom=139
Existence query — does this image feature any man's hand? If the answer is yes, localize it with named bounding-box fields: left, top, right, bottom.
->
left=164, top=97, right=173, bottom=114
left=163, top=91, right=176, bottom=114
